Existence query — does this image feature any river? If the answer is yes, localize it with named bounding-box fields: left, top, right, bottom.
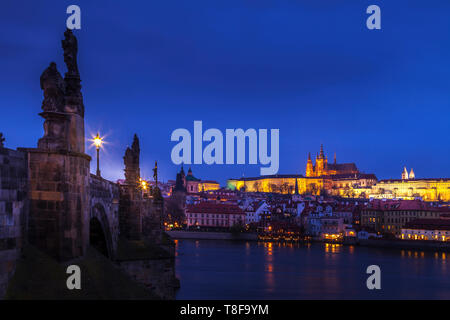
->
left=174, top=239, right=449, bottom=299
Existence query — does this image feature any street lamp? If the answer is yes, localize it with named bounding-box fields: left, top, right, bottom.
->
left=139, top=178, right=148, bottom=191
left=93, top=132, right=103, bottom=177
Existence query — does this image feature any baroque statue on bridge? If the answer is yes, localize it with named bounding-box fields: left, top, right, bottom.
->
left=61, top=28, right=79, bottom=76
left=39, top=62, right=65, bottom=112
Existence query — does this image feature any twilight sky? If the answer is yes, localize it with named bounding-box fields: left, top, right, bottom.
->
left=1, top=0, right=449, bottom=185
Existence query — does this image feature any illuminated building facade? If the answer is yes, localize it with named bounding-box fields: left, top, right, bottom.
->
left=227, top=147, right=450, bottom=202
left=185, top=202, right=245, bottom=228
left=370, top=178, right=450, bottom=202
left=401, top=217, right=450, bottom=241
left=227, top=172, right=376, bottom=197
left=177, top=167, right=220, bottom=194
left=361, top=199, right=446, bottom=236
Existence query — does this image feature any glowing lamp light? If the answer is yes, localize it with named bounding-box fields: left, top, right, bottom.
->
left=91, top=132, right=105, bottom=177
left=93, top=133, right=103, bottom=149
left=139, top=178, right=148, bottom=191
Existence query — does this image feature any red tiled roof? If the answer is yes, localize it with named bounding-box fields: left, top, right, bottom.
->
left=364, top=199, right=449, bottom=212
left=326, top=163, right=358, bottom=172
left=404, top=219, right=450, bottom=231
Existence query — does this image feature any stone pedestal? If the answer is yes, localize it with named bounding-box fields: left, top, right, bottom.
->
left=26, top=149, right=90, bottom=262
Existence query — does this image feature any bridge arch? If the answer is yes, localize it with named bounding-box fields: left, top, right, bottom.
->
left=90, top=203, right=114, bottom=259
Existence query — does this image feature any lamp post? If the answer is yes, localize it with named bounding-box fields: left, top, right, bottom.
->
left=93, top=132, right=103, bottom=177
left=139, top=178, right=148, bottom=191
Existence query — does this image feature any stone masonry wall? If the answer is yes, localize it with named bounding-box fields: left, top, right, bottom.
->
left=26, top=149, right=90, bottom=262
left=0, top=147, right=28, bottom=299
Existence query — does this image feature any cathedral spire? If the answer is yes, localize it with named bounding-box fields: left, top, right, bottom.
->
left=319, top=144, right=325, bottom=159
left=334, top=152, right=336, bottom=164
left=402, top=166, right=409, bottom=180
left=409, top=168, right=415, bottom=179
left=306, top=152, right=314, bottom=177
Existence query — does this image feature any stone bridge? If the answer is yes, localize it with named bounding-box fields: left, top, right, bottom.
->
left=0, top=29, right=178, bottom=299
left=89, top=174, right=120, bottom=260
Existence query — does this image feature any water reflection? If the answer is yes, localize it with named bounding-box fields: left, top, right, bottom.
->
left=263, top=242, right=275, bottom=291
left=324, top=243, right=342, bottom=254
left=174, top=239, right=179, bottom=257
left=399, top=250, right=448, bottom=261
left=175, top=240, right=450, bottom=299
left=245, top=242, right=251, bottom=256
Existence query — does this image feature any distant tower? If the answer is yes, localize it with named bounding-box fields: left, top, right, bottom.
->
left=334, top=152, right=336, bottom=164
left=124, top=134, right=141, bottom=186
left=319, top=144, right=325, bottom=159
left=180, top=165, right=186, bottom=186
left=173, top=170, right=186, bottom=192
left=306, top=153, right=314, bottom=177
left=119, top=134, right=144, bottom=240
left=315, top=144, right=327, bottom=177
left=402, top=166, right=409, bottom=180
left=409, top=168, right=415, bottom=179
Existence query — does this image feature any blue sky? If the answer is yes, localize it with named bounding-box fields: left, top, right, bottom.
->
left=1, top=0, right=449, bottom=185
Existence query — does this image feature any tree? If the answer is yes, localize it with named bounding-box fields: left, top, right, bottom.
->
left=165, top=197, right=185, bottom=226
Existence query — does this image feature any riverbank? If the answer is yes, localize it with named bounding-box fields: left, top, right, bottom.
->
left=354, top=239, right=450, bottom=252
left=168, top=230, right=450, bottom=252
left=167, top=230, right=258, bottom=241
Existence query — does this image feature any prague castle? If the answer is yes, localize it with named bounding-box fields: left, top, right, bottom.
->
left=227, top=145, right=377, bottom=196
left=306, top=144, right=359, bottom=177
left=227, top=144, right=450, bottom=202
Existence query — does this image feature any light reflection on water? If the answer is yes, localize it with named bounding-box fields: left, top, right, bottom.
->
left=175, top=240, right=450, bottom=300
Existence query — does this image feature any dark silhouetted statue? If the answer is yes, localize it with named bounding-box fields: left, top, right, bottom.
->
left=61, top=29, right=79, bottom=76
left=0, top=133, right=5, bottom=148
left=39, top=62, right=65, bottom=112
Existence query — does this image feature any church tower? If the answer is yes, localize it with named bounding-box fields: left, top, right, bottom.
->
left=124, top=134, right=141, bottom=186
left=402, top=166, right=409, bottom=180
left=409, top=168, right=415, bottom=180
left=315, top=144, right=327, bottom=177
left=306, top=153, right=314, bottom=177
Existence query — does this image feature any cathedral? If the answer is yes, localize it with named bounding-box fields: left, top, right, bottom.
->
left=306, top=144, right=359, bottom=177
